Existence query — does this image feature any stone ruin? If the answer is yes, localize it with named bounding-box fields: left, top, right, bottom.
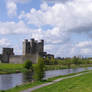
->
left=0, top=39, right=54, bottom=64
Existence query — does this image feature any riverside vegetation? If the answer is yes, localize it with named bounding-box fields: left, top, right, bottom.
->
left=0, top=56, right=92, bottom=74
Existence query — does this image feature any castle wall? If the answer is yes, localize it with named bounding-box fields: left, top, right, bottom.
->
left=2, top=55, right=9, bottom=63
left=9, top=53, right=39, bottom=64
left=9, top=55, right=23, bottom=64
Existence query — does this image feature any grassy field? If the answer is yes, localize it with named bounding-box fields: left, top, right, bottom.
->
left=0, top=63, right=25, bottom=74
left=33, top=71, right=92, bottom=92
left=0, top=71, right=89, bottom=92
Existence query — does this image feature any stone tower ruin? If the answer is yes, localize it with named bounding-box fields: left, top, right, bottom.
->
left=23, top=39, right=44, bottom=55
left=0, top=38, right=54, bottom=64
left=1, top=48, right=14, bottom=63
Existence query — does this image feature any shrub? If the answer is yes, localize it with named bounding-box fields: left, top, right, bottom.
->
left=24, top=60, right=32, bottom=70
left=33, top=57, right=45, bottom=81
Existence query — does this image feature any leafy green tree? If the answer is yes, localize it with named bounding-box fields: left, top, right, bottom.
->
left=33, top=57, right=45, bottom=81
left=24, top=60, right=32, bottom=70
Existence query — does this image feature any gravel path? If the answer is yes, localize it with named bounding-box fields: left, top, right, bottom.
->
left=21, top=72, right=89, bottom=92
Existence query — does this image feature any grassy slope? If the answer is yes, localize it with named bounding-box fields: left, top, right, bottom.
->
left=33, top=72, right=92, bottom=92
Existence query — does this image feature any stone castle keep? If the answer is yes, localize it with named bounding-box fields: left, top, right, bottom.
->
left=0, top=39, right=54, bottom=64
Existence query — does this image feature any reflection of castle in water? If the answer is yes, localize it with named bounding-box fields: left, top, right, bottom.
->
left=0, top=38, right=54, bottom=64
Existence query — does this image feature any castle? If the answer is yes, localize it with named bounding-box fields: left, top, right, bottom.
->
left=0, top=39, right=54, bottom=64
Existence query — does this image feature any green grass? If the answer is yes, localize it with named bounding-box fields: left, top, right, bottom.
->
left=33, top=71, right=92, bottom=92
left=45, top=64, right=92, bottom=70
left=1, top=71, right=89, bottom=92
left=0, top=63, right=92, bottom=74
left=0, top=63, right=26, bottom=74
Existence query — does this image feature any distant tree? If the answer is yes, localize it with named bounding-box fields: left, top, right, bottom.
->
left=72, top=57, right=79, bottom=65
left=33, top=57, right=45, bottom=81
left=24, top=60, right=32, bottom=70
left=51, top=57, right=55, bottom=65
left=66, top=59, right=72, bottom=68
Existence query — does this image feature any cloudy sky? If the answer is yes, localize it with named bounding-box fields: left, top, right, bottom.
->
left=0, top=0, right=92, bottom=57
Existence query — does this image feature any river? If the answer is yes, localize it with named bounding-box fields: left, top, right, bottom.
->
left=0, top=67, right=92, bottom=90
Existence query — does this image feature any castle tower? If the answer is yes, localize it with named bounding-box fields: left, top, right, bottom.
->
left=2, top=48, right=14, bottom=55
left=30, top=38, right=37, bottom=54
left=41, top=40, right=44, bottom=52
left=23, top=38, right=44, bottom=55
left=2, top=48, right=14, bottom=63
left=23, top=39, right=30, bottom=55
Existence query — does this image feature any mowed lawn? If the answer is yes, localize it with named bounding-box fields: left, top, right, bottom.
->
left=33, top=72, right=92, bottom=92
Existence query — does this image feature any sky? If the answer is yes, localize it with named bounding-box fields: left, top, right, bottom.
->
left=0, top=0, right=92, bottom=57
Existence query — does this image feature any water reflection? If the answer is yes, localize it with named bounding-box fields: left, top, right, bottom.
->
left=23, top=72, right=33, bottom=82
left=0, top=67, right=92, bottom=90
left=0, top=73, right=23, bottom=90
left=44, top=67, right=92, bottom=79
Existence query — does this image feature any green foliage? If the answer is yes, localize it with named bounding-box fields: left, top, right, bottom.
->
left=44, top=57, right=50, bottom=65
left=33, top=57, right=45, bottom=81
left=65, top=58, right=72, bottom=68
left=24, top=60, right=32, bottom=70
left=72, top=57, right=80, bottom=65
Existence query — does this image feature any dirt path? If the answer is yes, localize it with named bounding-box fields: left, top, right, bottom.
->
left=21, top=72, right=89, bottom=92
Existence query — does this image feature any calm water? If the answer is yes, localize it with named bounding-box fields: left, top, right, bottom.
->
left=0, top=67, right=92, bottom=90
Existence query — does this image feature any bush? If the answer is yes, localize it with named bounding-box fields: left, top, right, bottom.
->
left=24, top=60, right=32, bottom=70
left=33, top=57, right=45, bottom=81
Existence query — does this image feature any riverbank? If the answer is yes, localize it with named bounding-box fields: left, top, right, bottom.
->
left=0, top=63, right=26, bottom=74
left=0, top=63, right=92, bottom=74
left=45, top=64, right=92, bottom=70
left=1, top=70, right=90, bottom=92
left=33, top=71, right=92, bottom=92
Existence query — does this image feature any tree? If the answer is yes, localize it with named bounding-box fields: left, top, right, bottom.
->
left=44, top=57, right=50, bottom=65
left=24, top=60, right=32, bottom=70
left=66, top=58, right=72, bottom=68
left=73, top=57, right=79, bottom=65
left=33, top=57, right=45, bottom=81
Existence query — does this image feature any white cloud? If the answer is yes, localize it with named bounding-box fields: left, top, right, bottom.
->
left=6, top=0, right=31, bottom=17
left=0, top=21, right=31, bottom=34
left=19, top=0, right=92, bottom=32
left=77, top=41, right=92, bottom=48
left=3, top=0, right=92, bottom=57
left=6, top=1, right=17, bottom=17
left=18, top=0, right=92, bottom=57
left=0, top=38, right=10, bottom=47
left=70, top=41, right=92, bottom=57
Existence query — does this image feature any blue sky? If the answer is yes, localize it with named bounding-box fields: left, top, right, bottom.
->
left=0, top=0, right=92, bottom=57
